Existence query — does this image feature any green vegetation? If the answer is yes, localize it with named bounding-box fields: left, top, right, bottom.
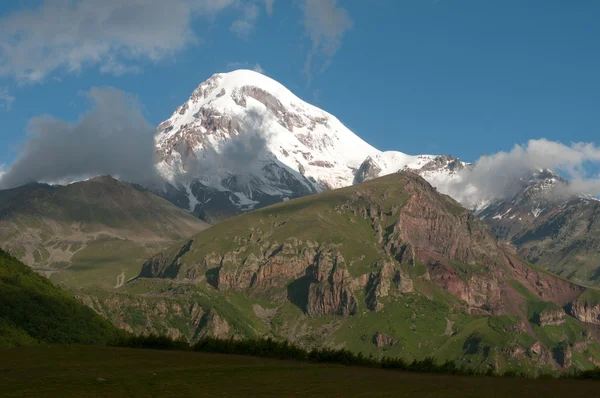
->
left=577, top=288, right=600, bottom=306
left=4, top=171, right=600, bottom=378
left=0, top=250, right=121, bottom=347
left=159, top=174, right=414, bottom=272
left=4, top=345, right=600, bottom=398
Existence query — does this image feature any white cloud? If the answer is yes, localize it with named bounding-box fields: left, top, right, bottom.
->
left=0, top=87, right=159, bottom=189
left=0, top=88, right=15, bottom=109
left=436, top=139, right=600, bottom=208
left=300, top=0, right=353, bottom=79
left=253, top=63, right=265, bottom=73
left=263, top=0, right=276, bottom=15
left=0, top=0, right=237, bottom=82
left=230, top=3, right=260, bottom=39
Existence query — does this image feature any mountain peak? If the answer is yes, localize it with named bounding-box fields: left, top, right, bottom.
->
left=153, top=70, right=454, bottom=222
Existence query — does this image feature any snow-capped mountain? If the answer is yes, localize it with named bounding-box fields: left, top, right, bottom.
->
left=154, top=69, right=458, bottom=221
left=473, top=168, right=600, bottom=284
left=478, top=169, right=567, bottom=222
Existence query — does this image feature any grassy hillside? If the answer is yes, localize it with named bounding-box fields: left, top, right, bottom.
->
left=91, top=171, right=600, bottom=373
left=0, top=250, right=121, bottom=347
left=0, top=176, right=208, bottom=289
left=1, top=345, right=599, bottom=397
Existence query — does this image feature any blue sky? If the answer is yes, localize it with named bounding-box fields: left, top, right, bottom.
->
left=0, top=0, right=599, bottom=170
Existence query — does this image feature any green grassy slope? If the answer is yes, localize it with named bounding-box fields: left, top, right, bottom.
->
left=1, top=345, right=599, bottom=398
left=113, top=172, right=600, bottom=373
left=0, top=250, right=121, bottom=347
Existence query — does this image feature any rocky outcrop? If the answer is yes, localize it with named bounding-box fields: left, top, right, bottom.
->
left=365, top=261, right=413, bottom=311
left=589, top=356, right=600, bottom=367
left=354, top=157, right=383, bottom=184
left=529, top=341, right=556, bottom=368
left=139, top=240, right=194, bottom=279
left=537, top=309, right=566, bottom=326
left=553, top=344, right=573, bottom=368
left=428, top=263, right=502, bottom=313
left=306, top=252, right=358, bottom=317
left=419, top=155, right=466, bottom=173
left=568, top=300, right=600, bottom=324
left=396, top=175, right=502, bottom=268
left=195, top=310, right=235, bottom=340
left=372, top=332, right=398, bottom=347
left=503, top=254, right=584, bottom=306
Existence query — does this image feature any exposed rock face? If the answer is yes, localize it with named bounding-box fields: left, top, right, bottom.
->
left=77, top=293, right=236, bottom=343
left=372, top=332, right=398, bottom=348
left=589, top=356, right=600, bottom=367
left=503, top=346, right=526, bottom=360
left=196, top=310, right=234, bottom=340
left=553, top=344, right=573, bottom=368
left=429, top=266, right=502, bottom=313
left=354, top=157, right=382, bottom=184
left=419, top=154, right=466, bottom=173
left=503, top=255, right=584, bottom=306
left=396, top=175, right=502, bottom=268
left=538, top=309, right=566, bottom=326
left=365, top=261, right=413, bottom=311
left=529, top=341, right=556, bottom=368
left=307, top=264, right=358, bottom=317
left=139, top=240, right=194, bottom=279
left=568, top=300, right=600, bottom=324
left=304, top=251, right=359, bottom=317
left=573, top=332, right=593, bottom=352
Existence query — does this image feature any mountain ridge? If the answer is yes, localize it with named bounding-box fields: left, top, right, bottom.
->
left=0, top=175, right=209, bottom=289
left=87, top=171, right=600, bottom=372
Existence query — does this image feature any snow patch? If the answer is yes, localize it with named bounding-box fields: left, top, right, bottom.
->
left=183, top=183, right=200, bottom=212
left=531, top=206, right=544, bottom=218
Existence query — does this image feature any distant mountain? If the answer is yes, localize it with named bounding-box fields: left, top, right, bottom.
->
left=0, top=176, right=208, bottom=289
left=477, top=169, right=600, bottom=285
left=91, top=171, right=600, bottom=373
left=0, top=249, right=120, bottom=347
left=153, top=69, right=460, bottom=223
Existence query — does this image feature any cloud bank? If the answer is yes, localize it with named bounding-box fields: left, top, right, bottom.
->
left=0, top=0, right=352, bottom=82
left=181, top=108, right=273, bottom=190
left=435, top=139, right=600, bottom=208
left=0, top=0, right=237, bottom=82
left=0, top=87, right=159, bottom=189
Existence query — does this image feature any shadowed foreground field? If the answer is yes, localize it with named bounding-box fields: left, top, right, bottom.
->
left=1, top=345, right=599, bottom=397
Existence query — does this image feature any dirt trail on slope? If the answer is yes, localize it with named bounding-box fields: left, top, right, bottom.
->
left=115, top=272, right=125, bottom=289
left=441, top=318, right=454, bottom=336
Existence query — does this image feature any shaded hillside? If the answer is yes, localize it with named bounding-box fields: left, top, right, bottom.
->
left=85, top=171, right=600, bottom=373
left=0, top=176, right=208, bottom=289
left=0, top=250, right=120, bottom=347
